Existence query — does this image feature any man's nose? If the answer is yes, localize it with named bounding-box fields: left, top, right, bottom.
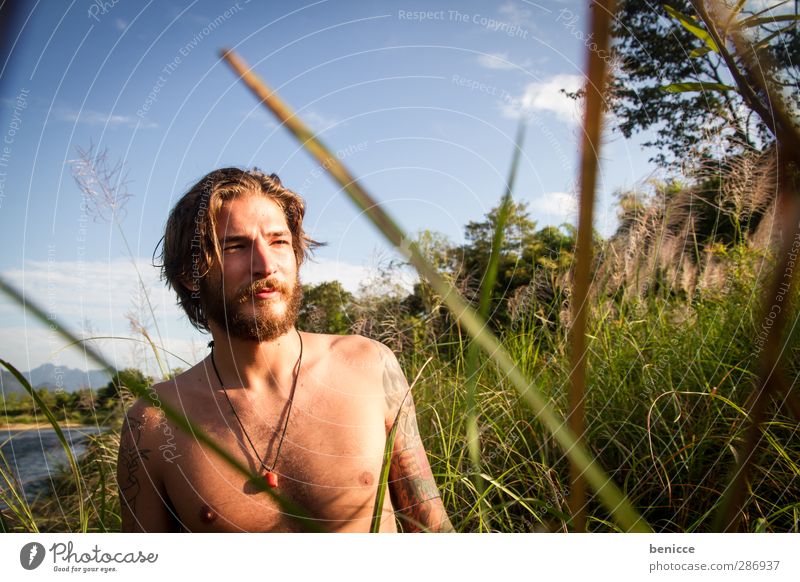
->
left=249, top=239, right=276, bottom=277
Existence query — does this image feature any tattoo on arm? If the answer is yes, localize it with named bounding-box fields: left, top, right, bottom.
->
left=118, top=415, right=151, bottom=526
left=382, top=348, right=455, bottom=533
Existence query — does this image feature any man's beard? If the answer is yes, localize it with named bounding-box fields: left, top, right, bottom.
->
left=201, top=273, right=303, bottom=342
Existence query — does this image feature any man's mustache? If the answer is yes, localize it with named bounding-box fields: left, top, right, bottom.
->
left=233, top=278, right=291, bottom=303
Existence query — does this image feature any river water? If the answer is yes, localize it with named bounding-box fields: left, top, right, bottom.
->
left=0, top=426, right=106, bottom=503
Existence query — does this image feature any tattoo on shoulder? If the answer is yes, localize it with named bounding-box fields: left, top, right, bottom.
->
left=381, top=348, right=418, bottom=440
left=381, top=346, right=406, bottom=406
left=119, top=415, right=151, bottom=514
left=379, top=343, right=455, bottom=532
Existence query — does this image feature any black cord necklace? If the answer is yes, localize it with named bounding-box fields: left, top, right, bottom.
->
left=208, top=329, right=303, bottom=489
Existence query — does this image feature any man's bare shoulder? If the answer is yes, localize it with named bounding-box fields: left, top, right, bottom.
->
left=123, top=391, right=166, bottom=432
left=302, top=331, right=391, bottom=373
left=122, top=361, right=209, bottom=435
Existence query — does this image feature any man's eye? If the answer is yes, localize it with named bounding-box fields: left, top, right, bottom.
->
left=274, top=240, right=290, bottom=245
left=224, top=244, right=243, bottom=251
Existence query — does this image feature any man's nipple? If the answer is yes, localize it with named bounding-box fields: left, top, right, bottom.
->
left=199, top=504, right=218, bottom=524
left=358, top=471, right=374, bottom=486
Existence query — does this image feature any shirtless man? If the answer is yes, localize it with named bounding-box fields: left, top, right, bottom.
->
left=116, top=168, right=454, bottom=533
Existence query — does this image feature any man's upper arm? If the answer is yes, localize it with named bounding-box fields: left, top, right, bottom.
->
left=117, top=400, right=179, bottom=532
left=380, top=344, right=454, bottom=532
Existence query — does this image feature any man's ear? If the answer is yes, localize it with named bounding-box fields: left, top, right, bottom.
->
left=178, top=275, right=196, bottom=293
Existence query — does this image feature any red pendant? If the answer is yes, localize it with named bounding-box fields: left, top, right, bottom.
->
left=265, top=471, right=279, bottom=488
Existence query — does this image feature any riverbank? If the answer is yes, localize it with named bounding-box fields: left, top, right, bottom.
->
left=1, top=422, right=98, bottom=431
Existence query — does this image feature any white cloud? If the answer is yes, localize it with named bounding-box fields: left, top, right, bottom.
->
left=530, top=191, right=577, bottom=224
left=57, top=108, right=157, bottom=129
left=242, top=107, right=277, bottom=130
left=502, top=74, right=584, bottom=123
left=301, top=109, right=340, bottom=133
left=114, top=18, right=128, bottom=31
left=1, top=258, right=201, bottom=372
left=498, top=1, right=535, bottom=26
left=476, top=51, right=532, bottom=71
left=2, top=258, right=177, bottom=322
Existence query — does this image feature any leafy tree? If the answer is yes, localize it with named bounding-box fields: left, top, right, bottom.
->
left=409, top=229, right=463, bottom=327
left=3, top=392, right=21, bottom=409
left=297, top=281, right=354, bottom=335
left=609, top=0, right=800, bottom=164
left=462, top=200, right=539, bottom=294
left=458, top=201, right=576, bottom=327
left=53, top=390, right=72, bottom=410
left=73, top=388, right=97, bottom=413
left=97, top=368, right=151, bottom=409
left=34, top=388, right=56, bottom=411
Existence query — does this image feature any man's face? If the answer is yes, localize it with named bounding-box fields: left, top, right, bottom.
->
left=200, top=194, right=302, bottom=341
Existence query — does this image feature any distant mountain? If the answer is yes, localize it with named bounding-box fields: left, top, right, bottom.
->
left=0, top=364, right=111, bottom=395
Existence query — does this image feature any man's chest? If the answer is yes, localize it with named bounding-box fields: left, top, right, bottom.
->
left=160, top=387, right=392, bottom=532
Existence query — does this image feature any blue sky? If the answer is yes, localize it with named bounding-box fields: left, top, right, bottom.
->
left=0, top=0, right=656, bottom=374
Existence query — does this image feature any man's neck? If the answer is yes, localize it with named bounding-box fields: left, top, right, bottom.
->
left=206, top=326, right=302, bottom=396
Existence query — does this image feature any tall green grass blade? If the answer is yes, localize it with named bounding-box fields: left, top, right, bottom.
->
left=371, top=359, right=432, bottom=532
left=689, top=46, right=712, bottom=58
left=477, top=121, right=526, bottom=319
left=370, top=412, right=400, bottom=533
left=0, top=447, right=39, bottom=532
left=221, top=47, right=651, bottom=532
left=465, top=120, right=527, bottom=530
left=52, top=336, right=193, bottom=369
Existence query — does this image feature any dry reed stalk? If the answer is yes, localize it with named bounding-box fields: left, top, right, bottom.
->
left=569, top=0, right=616, bottom=532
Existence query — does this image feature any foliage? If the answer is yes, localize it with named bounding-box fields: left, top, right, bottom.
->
left=609, top=0, right=800, bottom=164
left=97, top=368, right=151, bottom=409
left=404, top=241, right=799, bottom=532
left=312, top=203, right=577, bottom=353
left=297, top=280, right=354, bottom=335
left=455, top=202, right=576, bottom=331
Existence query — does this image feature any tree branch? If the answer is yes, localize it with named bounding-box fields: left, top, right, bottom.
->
left=688, top=0, right=779, bottom=138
